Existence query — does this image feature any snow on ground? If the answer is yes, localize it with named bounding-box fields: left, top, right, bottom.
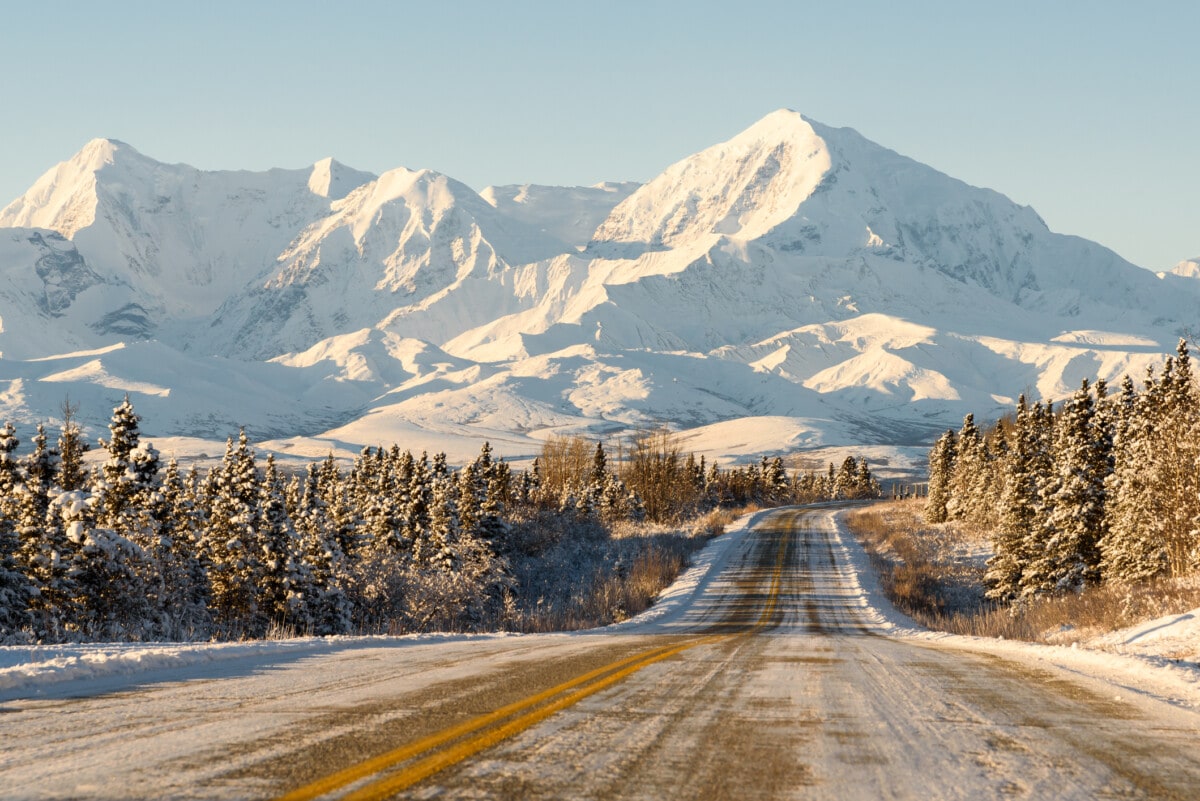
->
left=1090, top=607, right=1200, bottom=665
left=2, top=506, right=1197, bottom=711
left=827, top=508, right=1200, bottom=709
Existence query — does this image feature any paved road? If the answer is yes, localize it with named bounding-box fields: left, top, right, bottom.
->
left=3, top=508, right=1199, bottom=799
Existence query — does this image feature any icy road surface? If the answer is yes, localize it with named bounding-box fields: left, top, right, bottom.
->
left=2, top=507, right=1199, bottom=800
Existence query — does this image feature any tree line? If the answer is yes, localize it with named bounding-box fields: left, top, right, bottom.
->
left=925, top=340, right=1200, bottom=601
left=0, top=398, right=879, bottom=643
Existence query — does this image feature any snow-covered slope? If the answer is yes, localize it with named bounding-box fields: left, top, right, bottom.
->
left=0, top=113, right=1196, bottom=462
left=1169, top=257, right=1200, bottom=279
left=0, top=139, right=376, bottom=342
left=481, top=182, right=639, bottom=250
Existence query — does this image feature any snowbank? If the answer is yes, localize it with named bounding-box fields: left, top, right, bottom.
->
left=829, top=508, right=1200, bottom=709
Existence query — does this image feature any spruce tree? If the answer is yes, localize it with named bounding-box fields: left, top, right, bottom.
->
left=946, top=414, right=984, bottom=521
left=155, top=458, right=212, bottom=638
left=985, top=396, right=1035, bottom=600
left=0, top=493, right=33, bottom=640
left=1026, top=380, right=1108, bottom=594
left=56, top=398, right=88, bottom=492
left=206, top=432, right=263, bottom=635
left=925, top=430, right=957, bottom=523
left=63, top=489, right=153, bottom=640
left=295, top=464, right=351, bottom=634
left=94, top=396, right=145, bottom=532
left=257, top=454, right=307, bottom=633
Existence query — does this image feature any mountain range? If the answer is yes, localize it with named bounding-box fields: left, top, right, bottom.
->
left=0, top=110, right=1196, bottom=467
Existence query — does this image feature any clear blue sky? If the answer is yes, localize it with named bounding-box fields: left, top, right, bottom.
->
left=2, top=1, right=1195, bottom=268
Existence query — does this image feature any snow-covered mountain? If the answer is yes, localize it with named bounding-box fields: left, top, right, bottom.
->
left=1169, top=257, right=1200, bottom=279
left=0, top=111, right=1195, bottom=464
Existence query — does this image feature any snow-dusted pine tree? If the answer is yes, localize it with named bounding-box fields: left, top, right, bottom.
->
left=56, top=399, right=88, bottom=492
left=154, top=458, right=212, bottom=639
left=0, top=481, right=33, bottom=639
left=1024, top=380, right=1109, bottom=595
left=205, top=431, right=263, bottom=635
left=984, top=397, right=1038, bottom=601
left=295, top=464, right=351, bottom=635
left=1102, top=346, right=1200, bottom=581
left=56, top=489, right=154, bottom=640
left=256, top=454, right=308, bottom=633
left=925, top=430, right=957, bottom=523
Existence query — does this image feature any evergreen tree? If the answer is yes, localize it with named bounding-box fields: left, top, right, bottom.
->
left=206, top=431, right=263, bottom=634
left=256, top=454, right=308, bottom=632
left=421, top=474, right=459, bottom=572
left=0, top=423, right=20, bottom=520
left=0, top=488, right=33, bottom=639
left=1025, top=380, right=1109, bottom=594
left=56, top=398, right=88, bottom=492
left=295, top=463, right=351, bottom=634
left=13, top=425, right=54, bottom=557
left=317, top=453, right=358, bottom=558
left=404, top=452, right=432, bottom=554
left=155, top=458, right=212, bottom=638
left=1101, top=352, right=1200, bottom=581
left=925, top=430, right=957, bottom=523
left=947, top=414, right=985, bottom=522
left=457, top=460, right=485, bottom=541
left=94, top=396, right=145, bottom=531
left=985, top=396, right=1036, bottom=600
left=764, top=457, right=789, bottom=500
left=63, top=489, right=154, bottom=640
left=479, top=465, right=511, bottom=551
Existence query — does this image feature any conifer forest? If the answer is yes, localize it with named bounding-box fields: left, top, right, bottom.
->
left=926, top=340, right=1200, bottom=601
left=0, top=402, right=879, bottom=644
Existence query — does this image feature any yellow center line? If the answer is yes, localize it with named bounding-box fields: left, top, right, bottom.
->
left=276, top=516, right=792, bottom=801
left=276, top=641, right=691, bottom=801
left=342, top=635, right=730, bottom=801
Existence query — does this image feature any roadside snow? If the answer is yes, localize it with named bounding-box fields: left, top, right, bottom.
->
left=828, top=508, right=1200, bottom=709
left=0, top=633, right=510, bottom=702
left=611, top=507, right=771, bottom=633
left=1090, top=607, right=1200, bottom=665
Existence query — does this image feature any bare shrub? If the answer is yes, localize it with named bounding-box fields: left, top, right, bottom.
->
left=619, top=428, right=702, bottom=523
left=535, top=435, right=596, bottom=502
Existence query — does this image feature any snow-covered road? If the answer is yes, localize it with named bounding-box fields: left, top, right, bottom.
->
left=2, top=507, right=1199, bottom=799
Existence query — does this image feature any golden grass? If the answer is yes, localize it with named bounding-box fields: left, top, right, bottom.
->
left=844, top=501, right=1200, bottom=643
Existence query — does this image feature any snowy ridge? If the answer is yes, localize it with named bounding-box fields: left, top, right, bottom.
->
left=1169, top=257, right=1200, bottom=279
left=593, top=110, right=831, bottom=246
left=0, top=112, right=1198, bottom=462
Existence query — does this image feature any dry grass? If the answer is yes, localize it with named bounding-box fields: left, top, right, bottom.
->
left=846, top=503, right=989, bottom=622
left=517, top=542, right=695, bottom=633
left=512, top=504, right=762, bottom=632
left=844, top=501, right=1200, bottom=644
left=690, top=504, right=760, bottom=539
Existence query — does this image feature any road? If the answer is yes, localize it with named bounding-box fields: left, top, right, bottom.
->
left=3, top=507, right=1199, bottom=799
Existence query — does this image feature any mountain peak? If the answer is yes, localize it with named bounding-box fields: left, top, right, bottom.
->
left=75, top=137, right=133, bottom=167
left=593, top=109, right=831, bottom=246
left=0, top=138, right=148, bottom=236
left=307, top=156, right=375, bottom=200
left=733, top=108, right=812, bottom=140
left=1170, top=257, right=1200, bottom=279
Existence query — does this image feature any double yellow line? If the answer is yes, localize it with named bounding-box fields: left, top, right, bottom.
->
left=278, top=521, right=791, bottom=801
